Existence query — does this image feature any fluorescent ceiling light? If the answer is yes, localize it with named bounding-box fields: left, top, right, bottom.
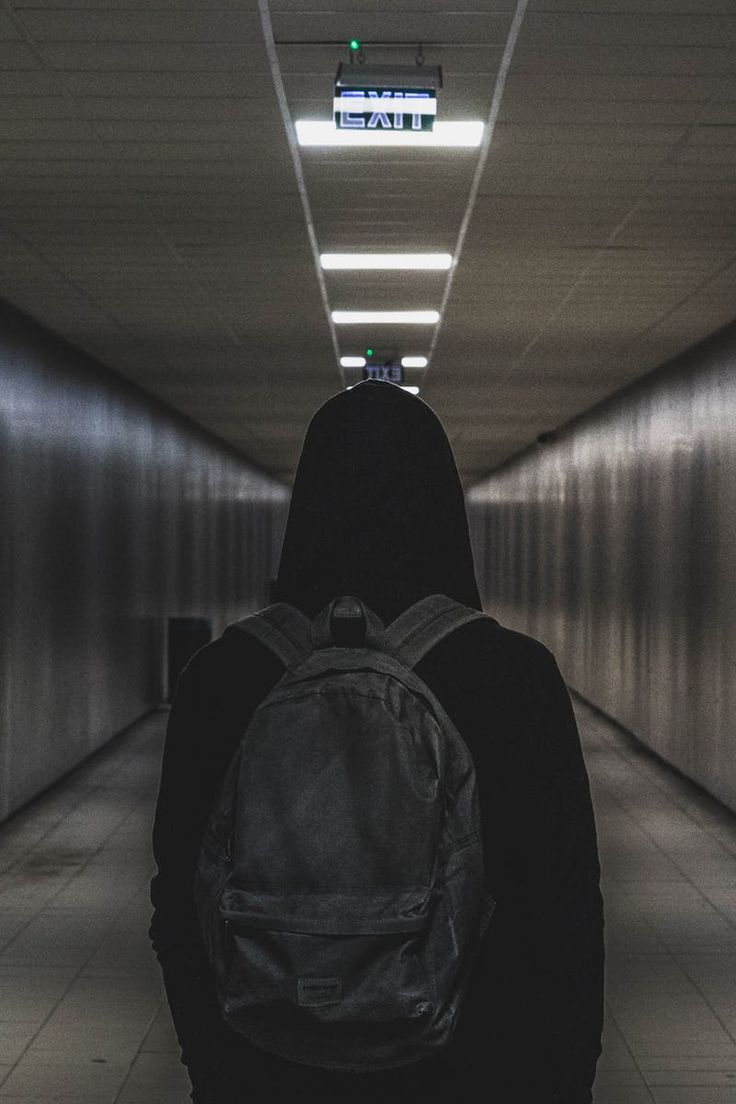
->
left=340, top=355, right=366, bottom=368
left=401, top=356, right=428, bottom=368
left=347, top=384, right=420, bottom=395
left=332, top=310, right=439, bottom=325
left=296, top=120, right=484, bottom=148
left=321, top=253, right=452, bottom=271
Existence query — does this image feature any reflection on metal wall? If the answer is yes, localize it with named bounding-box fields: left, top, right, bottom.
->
left=467, top=325, right=736, bottom=813
left=0, top=302, right=289, bottom=822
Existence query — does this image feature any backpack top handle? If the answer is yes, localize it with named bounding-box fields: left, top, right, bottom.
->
left=330, top=596, right=368, bottom=648
left=311, top=595, right=385, bottom=650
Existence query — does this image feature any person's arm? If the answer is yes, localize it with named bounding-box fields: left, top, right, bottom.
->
left=527, top=641, right=605, bottom=1104
left=148, top=633, right=283, bottom=1094
left=148, top=643, right=236, bottom=1092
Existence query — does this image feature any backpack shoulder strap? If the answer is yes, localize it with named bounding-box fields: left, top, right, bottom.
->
left=231, top=602, right=313, bottom=671
left=384, top=594, right=487, bottom=670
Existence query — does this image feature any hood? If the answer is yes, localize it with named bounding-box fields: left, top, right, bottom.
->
left=275, top=380, right=481, bottom=624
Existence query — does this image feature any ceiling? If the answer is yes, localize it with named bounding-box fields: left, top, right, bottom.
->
left=1, top=0, right=735, bottom=484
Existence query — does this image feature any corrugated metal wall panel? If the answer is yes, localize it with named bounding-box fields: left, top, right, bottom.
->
left=0, top=301, right=288, bottom=822
left=467, top=324, right=736, bottom=812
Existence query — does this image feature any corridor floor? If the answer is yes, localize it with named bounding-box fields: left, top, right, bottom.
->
left=1, top=695, right=736, bottom=1103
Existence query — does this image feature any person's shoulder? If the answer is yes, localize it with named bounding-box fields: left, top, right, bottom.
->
left=178, top=616, right=283, bottom=688
left=450, top=612, right=556, bottom=670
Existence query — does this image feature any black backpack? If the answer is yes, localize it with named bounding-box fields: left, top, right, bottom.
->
left=193, top=594, right=496, bottom=1071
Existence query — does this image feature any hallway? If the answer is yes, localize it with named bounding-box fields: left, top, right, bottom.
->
left=1, top=696, right=736, bottom=1103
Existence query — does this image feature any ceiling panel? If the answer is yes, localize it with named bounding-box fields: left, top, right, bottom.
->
left=18, top=10, right=264, bottom=40
left=270, top=11, right=513, bottom=42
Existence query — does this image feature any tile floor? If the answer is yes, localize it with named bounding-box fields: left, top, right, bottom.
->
left=1, top=697, right=736, bottom=1102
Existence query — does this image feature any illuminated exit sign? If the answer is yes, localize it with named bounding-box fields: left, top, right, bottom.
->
left=335, top=89, right=436, bottom=131
left=334, top=64, right=442, bottom=132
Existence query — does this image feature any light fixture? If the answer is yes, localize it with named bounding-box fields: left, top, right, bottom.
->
left=347, top=384, right=420, bottom=395
left=401, top=356, right=428, bottom=368
left=296, top=120, right=483, bottom=148
left=340, top=355, right=366, bottom=368
left=332, top=310, right=439, bottom=325
left=321, top=253, right=452, bottom=271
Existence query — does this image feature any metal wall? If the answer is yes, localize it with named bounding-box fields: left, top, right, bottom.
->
left=0, top=302, right=289, bottom=823
left=467, top=324, right=736, bottom=813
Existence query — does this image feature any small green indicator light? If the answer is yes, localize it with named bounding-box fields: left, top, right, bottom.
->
left=365, top=347, right=373, bottom=357
left=349, top=38, right=361, bottom=51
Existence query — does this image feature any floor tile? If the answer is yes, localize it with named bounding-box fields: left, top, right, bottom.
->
left=0, top=1048, right=130, bottom=1097
left=115, top=1051, right=191, bottom=1103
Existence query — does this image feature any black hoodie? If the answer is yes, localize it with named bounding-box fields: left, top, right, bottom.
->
left=275, top=379, right=482, bottom=619
left=149, top=381, right=604, bottom=1104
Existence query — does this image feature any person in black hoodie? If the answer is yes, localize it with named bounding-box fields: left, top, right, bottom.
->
left=149, top=379, right=605, bottom=1104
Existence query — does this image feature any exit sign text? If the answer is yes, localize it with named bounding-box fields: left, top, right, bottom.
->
left=334, top=90, right=436, bottom=132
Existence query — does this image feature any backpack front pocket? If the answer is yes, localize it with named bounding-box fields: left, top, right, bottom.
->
left=217, top=887, right=439, bottom=1069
